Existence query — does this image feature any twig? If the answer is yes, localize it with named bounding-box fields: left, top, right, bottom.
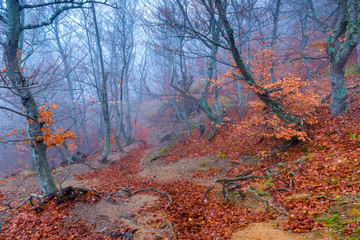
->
left=12, top=194, right=43, bottom=209
left=3, top=178, right=27, bottom=208
left=321, top=82, right=360, bottom=103
left=4, top=194, right=43, bottom=210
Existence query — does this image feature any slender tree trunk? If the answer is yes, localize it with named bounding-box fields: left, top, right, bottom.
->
left=299, top=5, right=310, bottom=80
left=80, top=89, right=91, bottom=154
left=5, top=0, right=57, bottom=195
left=357, top=43, right=360, bottom=71
left=123, top=75, right=133, bottom=144
left=202, top=58, right=221, bottom=125
left=132, top=68, right=145, bottom=139
left=54, top=19, right=81, bottom=153
left=269, top=0, right=281, bottom=83
left=91, top=2, right=111, bottom=162
left=237, top=81, right=245, bottom=116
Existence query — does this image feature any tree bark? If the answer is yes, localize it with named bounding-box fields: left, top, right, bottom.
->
left=325, top=0, right=360, bottom=116
left=329, top=64, right=347, bottom=116
left=54, top=18, right=81, bottom=153
left=269, top=0, right=281, bottom=83
left=4, top=0, right=57, bottom=195
left=215, top=0, right=299, bottom=125
left=91, top=2, right=111, bottom=162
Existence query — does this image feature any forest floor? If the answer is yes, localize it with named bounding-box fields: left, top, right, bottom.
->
left=1, top=99, right=360, bottom=239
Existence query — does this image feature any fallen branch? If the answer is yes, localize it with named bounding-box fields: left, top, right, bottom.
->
left=6, top=194, right=43, bottom=210
left=91, top=148, right=103, bottom=156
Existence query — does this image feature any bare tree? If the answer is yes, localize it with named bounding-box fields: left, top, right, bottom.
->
left=0, top=0, right=106, bottom=195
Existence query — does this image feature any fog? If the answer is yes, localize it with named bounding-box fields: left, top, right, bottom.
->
left=0, top=0, right=352, bottom=183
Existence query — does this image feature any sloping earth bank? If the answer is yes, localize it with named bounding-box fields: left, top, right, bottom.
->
left=0, top=100, right=333, bottom=239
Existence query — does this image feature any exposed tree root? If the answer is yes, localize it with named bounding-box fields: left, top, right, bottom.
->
left=3, top=186, right=100, bottom=213
left=34, top=186, right=100, bottom=212
left=204, top=175, right=263, bottom=200
left=133, top=187, right=172, bottom=212
left=316, top=195, right=339, bottom=201
left=149, top=155, right=168, bottom=166
left=111, top=228, right=137, bottom=239
left=247, top=186, right=270, bottom=210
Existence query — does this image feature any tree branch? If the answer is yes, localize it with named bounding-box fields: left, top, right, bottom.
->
left=22, top=5, right=87, bottom=30
left=0, top=105, right=36, bottom=120
left=21, top=0, right=110, bottom=9
left=0, top=13, right=7, bottom=24
left=321, top=82, right=360, bottom=103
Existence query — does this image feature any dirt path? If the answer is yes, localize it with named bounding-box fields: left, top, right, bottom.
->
left=0, top=99, right=333, bottom=239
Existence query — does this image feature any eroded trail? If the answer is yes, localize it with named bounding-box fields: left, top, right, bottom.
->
left=0, top=103, right=332, bottom=239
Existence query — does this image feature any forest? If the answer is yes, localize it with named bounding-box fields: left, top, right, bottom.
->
left=1, top=0, right=360, bottom=239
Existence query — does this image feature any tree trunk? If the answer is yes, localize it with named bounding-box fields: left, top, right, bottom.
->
left=123, top=76, right=133, bottom=144
left=4, top=0, right=57, bottom=195
left=237, top=81, right=245, bottom=116
left=357, top=43, right=360, bottom=71
left=54, top=18, right=81, bottom=153
left=269, top=0, right=281, bottom=83
left=215, top=0, right=299, bottom=125
left=329, top=63, right=347, bottom=116
left=91, top=2, right=111, bottom=162
left=324, top=0, right=360, bottom=116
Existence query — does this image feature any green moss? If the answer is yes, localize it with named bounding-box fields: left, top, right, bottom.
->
left=348, top=131, right=357, bottom=140
left=150, top=140, right=177, bottom=158
left=327, top=177, right=341, bottom=185
left=316, top=213, right=339, bottom=224
left=349, top=208, right=360, bottom=217
left=301, top=145, right=309, bottom=153
left=316, top=145, right=324, bottom=150
left=217, top=152, right=227, bottom=158
left=219, top=96, right=234, bottom=107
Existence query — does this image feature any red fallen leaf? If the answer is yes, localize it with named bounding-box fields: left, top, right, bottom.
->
left=0, top=234, right=8, bottom=240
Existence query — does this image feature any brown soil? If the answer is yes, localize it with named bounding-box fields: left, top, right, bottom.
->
left=0, top=99, right=334, bottom=239
left=138, top=154, right=228, bottom=183
left=231, top=220, right=333, bottom=240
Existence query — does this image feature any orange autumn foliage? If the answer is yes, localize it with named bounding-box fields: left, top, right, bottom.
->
left=227, top=42, right=320, bottom=141
left=37, top=104, right=76, bottom=148
left=0, top=104, right=76, bottom=150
